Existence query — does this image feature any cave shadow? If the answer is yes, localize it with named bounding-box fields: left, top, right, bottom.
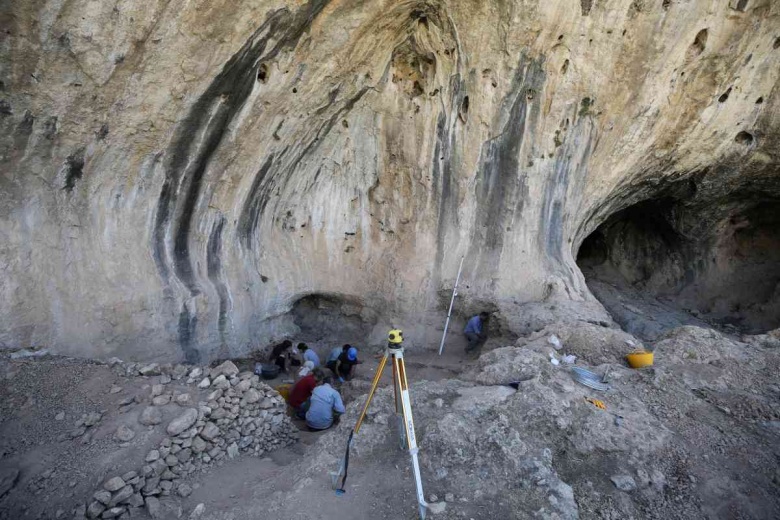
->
left=577, top=195, right=780, bottom=340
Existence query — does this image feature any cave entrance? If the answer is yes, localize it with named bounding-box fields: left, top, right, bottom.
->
left=290, top=293, right=378, bottom=346
left=577, top=196, right=780, bottom=338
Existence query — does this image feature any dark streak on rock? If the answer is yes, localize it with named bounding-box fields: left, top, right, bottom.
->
left=538, top=120, right=595, bottom=264
left=178, top=303, right=200, bottom=364
left=432, top=75, right=463, bottom=285
left=153, top=0, right=332, bottom=296
left=13, top=111, right=35, bottom=153
left=468, top=56, right=544, bottom=281
left=17, top=111, right=34, bottom=135
left=238, top=155, right=275, bottom=244
left=207, top=216, right=229, bottom=341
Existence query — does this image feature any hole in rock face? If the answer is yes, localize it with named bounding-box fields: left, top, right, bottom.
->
left=735, top=131, right=754, bottom=145
left=718, top=87, right=732, bottom=103
left=63, top=148, right=86, bottom=192
left=691, top=29, right=708, bottom=55
left=291, top=293, right=377, bottom=345
left=257, top=63, right=268, bottom=83
left=578, top=195, right=780, bottom=336
left=561, top=59, right=570, bottom=74
left=734, top=0, right=748, bottom=12
left=755, top=97, right=763, bottom=104
left=459, top=95, right=470, bottom=122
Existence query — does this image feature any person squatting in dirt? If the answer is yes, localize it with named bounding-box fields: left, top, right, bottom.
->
left=464, top=311, right=490, bottom=355
left=326, top=344, right=360, bottom=383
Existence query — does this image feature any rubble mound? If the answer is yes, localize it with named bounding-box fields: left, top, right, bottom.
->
left=0, top=356, right=297, bottom=520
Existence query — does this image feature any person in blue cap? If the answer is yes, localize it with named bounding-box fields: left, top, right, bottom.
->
left=326, top=344, right=359, bottom=383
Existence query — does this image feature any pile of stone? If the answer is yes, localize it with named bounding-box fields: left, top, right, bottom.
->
left=81, top=361, right=298, bottom=519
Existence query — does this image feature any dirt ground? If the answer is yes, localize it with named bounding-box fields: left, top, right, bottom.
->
left=1, top=321, right=779, bottom=520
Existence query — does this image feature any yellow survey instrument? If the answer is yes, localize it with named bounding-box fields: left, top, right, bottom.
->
left=331, top=329, right=428, bottom=519
left=388, top=329, right=404, bottom=344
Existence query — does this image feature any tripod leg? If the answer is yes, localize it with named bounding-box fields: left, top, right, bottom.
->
left=393, top=354, right=428, bottom=519
left=392, top=358, right=405, bottom=450
left=331, top=351, right=389, bottom=491
left=354, top=351, right=389, bottom=434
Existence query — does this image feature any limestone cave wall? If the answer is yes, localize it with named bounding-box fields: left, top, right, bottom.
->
left=1, top=0, right=778, bottom=361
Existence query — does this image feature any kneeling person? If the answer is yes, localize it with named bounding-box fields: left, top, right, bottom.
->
left=305, top=377, right=346, bottom=431
left=288, top=367, right=324, bottom=419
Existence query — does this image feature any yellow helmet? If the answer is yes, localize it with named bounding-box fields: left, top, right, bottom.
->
left=388, top=329, right=404, bottom=344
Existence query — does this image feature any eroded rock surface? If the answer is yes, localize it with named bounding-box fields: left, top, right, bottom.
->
left=2, top=1, right=779, bottom=362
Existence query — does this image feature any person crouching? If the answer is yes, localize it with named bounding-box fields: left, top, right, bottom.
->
left=305, top=375, right=346, bottom=431
left=288, top=367, right=325, bottom=420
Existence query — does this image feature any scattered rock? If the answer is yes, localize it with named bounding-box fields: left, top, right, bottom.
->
left=188, top=503, right=206, bottom=519
left=191, top=436, right=208, bottom=453
left=127, top=492, right=144, bottom=507
left=138, top=363, right=161, bottom=376
left=200, top=422, right=220, bottom=441
left=152, top=394, right=171, bottom=406
left=610, top=474, right=637, bottom=492
left=110, top=385, right=123, bottom=394
left=83, top=412, right=102, bottom=427
left=108, top=485, right=134, bottom=507
left=146, top=450, right=160, bottom=462
left=86, top=501, right=105, bottom=519
left=650, top=469, right=666, bottom=492
left=428, top=502, right=447, bottom=515
left=139, top=406, right=162, bottom=426
left=55, top=412, right=65, bottom=421
left=212, top=375, right=230, bottom=389
left=114, top=425, right=136, bottom=442
left=214, top=360, right=239, bottom=377
left=227, top=442, right=239, bottom=459
left=243, top=388, right=261, bottom=404
left=175, top=393, right=191, bottom=406
left=93, top=490, right=111, bottom=505
left=198, top=378, right=211, bottom=389
left=167, top=408, right=199, bottom=436
left=177, top=482, right=193, bottom=497
left=103, top=477, right=126, bottom=492
left=145, top=496, right=161, bottom=519
left=101, top=506, right=125, bottom=518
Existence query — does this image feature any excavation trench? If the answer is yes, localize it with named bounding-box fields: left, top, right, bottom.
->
left=577, top=193, right=780, bottom=339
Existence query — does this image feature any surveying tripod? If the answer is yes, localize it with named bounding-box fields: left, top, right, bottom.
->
left=331, top=329, right=429, bottom=519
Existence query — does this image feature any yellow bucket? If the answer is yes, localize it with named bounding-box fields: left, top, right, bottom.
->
left=276, top=384, right=292, bottom=402
left=626, top=350, right=654, bottom=368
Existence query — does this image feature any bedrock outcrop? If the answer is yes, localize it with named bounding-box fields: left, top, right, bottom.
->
left=1, top=0, right=779, bottom=361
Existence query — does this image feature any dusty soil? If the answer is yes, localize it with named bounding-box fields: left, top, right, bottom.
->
left=1, top=321, right=779, bottom=520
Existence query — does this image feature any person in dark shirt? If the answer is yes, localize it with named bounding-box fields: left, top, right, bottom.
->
left=326, top=346, right=359, bottom=383
left=269, top=340, right=293, bottom=372
left=464, top=312, right=490, bottom=354
left=288, top=368, right=325, bottom=419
